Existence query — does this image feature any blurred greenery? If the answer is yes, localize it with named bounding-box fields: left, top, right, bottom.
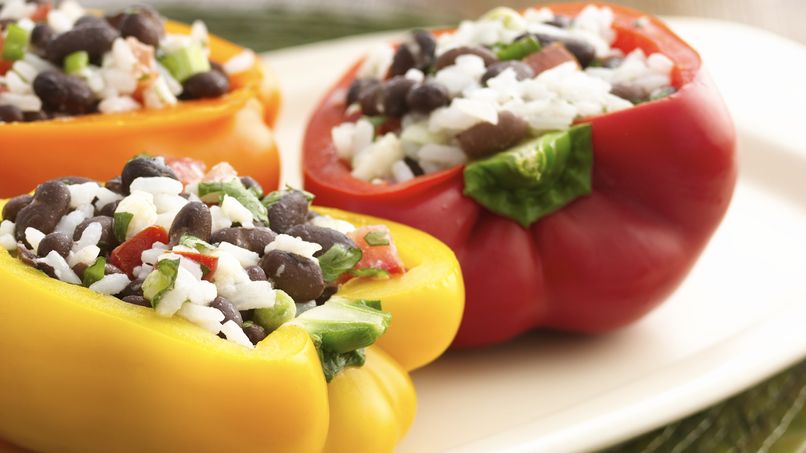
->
left=167, top=6, right=806, bottom=451
left=160, top=7, right=454, bottom=51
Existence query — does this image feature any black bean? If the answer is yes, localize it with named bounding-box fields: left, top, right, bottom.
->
left=358, top=81, right=384, bottom=116
left=120, top=157, right=178, bottom=195
left=240, top=176, right=263, bottom=198
left=456, top=111, right=530, bottom=158
left=74, top=15, right=107, bottom=29
left=46, top=24, right=119, bottom=65
left=611, top=83, right=645, bottom=103
left=122, top=295, right=151, bottom=307
left=97, top=200, right=119, bottom=218
left=434, top=46, right=498, bottom=71
left=211, top=227, right=276, bottom=254
left=346, top=78, right=378, bottom=106
left=406, top=81, right=450, bottom=114
left=169, top=202, right=212, bottom=244
left=0, top=105, right=24, bottom=123
left=119, top=278, right=144, bottom=298
left=284, top=224, right=357, bottom=258
left=33, top=71, right=96, bottom=115
left=404, top=157, right=425, bottom=177
left=73, top=216, right=117, bottom=252
left=72, top=262, right=88, bottom=280
left=22, top=110, right=49, bottom=122
left=315, top=285, right=338, bottom=306
left=210, top=60, right=226, bottom=75
left=481, top=61, right=535, bottom=85
left=16, top=243, right=37, bottom=267
left=119, top=12, right=162, bottom=47
left=530, top=33, right=596, bottom=68
left=260, top=250, right=325, bottom=302
left=389, top=30, right=436, bottom=76
left=267, top=191, right=309, bottom=234
left=14, top=180, right=71, bottom=242
left=2, top=194, right=33, bottom=222
left=105, top=263, right=124, bottom=275
left=210, top=296, right=243, bottom=327
left=245, top=265, right=267, bottom=281
left=105, top=176, right=124, bottom=194
left=242, top=321, right=267, bottom=345
left=180, top=70, right=230, bottom=100
left=38, top=232, right=72, bottom=258
left=30, top=24, right=54, bottom=52
left=382, top=76, right=417, bottom=117
left=545, top=15, right=572, bottom=28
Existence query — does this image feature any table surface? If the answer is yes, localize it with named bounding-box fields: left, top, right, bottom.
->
left=157, top=5, right=806, bottom=452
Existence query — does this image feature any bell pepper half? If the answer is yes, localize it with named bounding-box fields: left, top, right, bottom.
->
left=302, top=2, right=737, bottom=346
left=0, top=20, right=281, bottom=198
left=0, top=202, right=463, bottom=452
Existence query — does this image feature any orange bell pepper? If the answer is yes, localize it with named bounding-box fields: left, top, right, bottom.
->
left=0, top=20, right=281, bottom=198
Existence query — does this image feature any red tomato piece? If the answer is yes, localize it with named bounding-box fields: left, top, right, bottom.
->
left=174, top=251, right=219, bottom=281
left=165, top=157, right=207, bottom=186
left=348, top=225, right=405, bottom=275
left=109, top=226, right=169, bottom=278
left=202, top=162, right=239, bottom=183
left=31, top=2, right=52, bottom=21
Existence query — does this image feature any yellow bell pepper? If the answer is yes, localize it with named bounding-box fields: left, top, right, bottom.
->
left=0, top=202, right=463, bottom=452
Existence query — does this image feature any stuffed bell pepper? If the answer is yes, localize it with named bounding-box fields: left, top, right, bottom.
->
left=0, top=1, right=281, bottom=197
left=303, top=3, right=737, bottom=347
left=0, top=156, right=464, bottom=452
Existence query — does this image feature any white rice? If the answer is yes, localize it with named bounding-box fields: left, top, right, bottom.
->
left=221, top=195, right=254, bottom=228
left=67, top=244, right=100, bottom=267
left=74, top=221, right=102, bottom=249
left=216, top=242, right=259, bottom=267
left=54, top=208, right=90, bottom=237
left=24, top=227, right=45, bottom=253
left=220, top=319, right=254, bottom=348
left=115, top=191, right=158, bottom=239
left=68, top=182, right=101, bottom=209
left=310, top=216, right=357, bottom=235
left=264, top=234, right=322, bottom=261
left=0, top=220, right=16, bottom=251
left=39, top=250, right=82, bottom=285
left=178, top=303, right=224, bottom=333
left=89, top=273, right=131, bottom=295
left=210, top=205, right=233, bottom=232
left=351, top=133, right=404, bottom=181
left=223, top=50, right=256, bottom=75
left=99, top=96, right=141, bottom=114
left=130, top=177, right=184, bottom=196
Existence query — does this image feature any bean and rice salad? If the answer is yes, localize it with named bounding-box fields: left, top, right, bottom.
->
left=333, top=5, right=677, bottom=183
left=0, top=0, right=255, bottom=122
left=0, top=156, right=405, bottom=380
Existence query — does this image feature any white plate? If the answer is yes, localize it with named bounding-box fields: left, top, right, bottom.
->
left=263, top=18, right=806, bottom=452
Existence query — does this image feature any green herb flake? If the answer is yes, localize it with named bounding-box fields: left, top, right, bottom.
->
left=82, top=257, right=106, bottom=287
left=197, top=179, right=268, bottom=224
left=363, top=230, right=390, bottom=247
left=495, top=35, right=541, bottom=61
left=113, top=212, right=134, bottom=242
left=351, top=268, right=390, bottom=279
left=318, top=243, right=363, bottom=282
left=179, top=234, right=214, bottom=253
left=142, top=258, right=180, bottom=307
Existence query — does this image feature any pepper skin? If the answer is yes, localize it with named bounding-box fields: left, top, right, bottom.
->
left=0, top=204, right=462, bottom=452
left=302, top=3, right=737, bottom=347
left=0, top=20, right=281, bottom=198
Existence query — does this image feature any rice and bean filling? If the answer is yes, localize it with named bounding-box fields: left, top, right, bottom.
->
left=0, top=156, right=405, bottom=380
left=0, top=0, right=256, bottom=122
left=333, top=6, right=676, bottom=183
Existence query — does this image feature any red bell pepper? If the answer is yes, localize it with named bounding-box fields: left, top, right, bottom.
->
left=302, top=3, right=737, bottom=346
left=109, top=226, right=169, bottom=278
left=173, top=250, right=219, bottom=280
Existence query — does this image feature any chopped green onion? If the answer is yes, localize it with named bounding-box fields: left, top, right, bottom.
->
left=318, top=243, right=363, bottom=282
left=83, top=257, right=106, bottom=287
left=64, top=51, right=89, bottom=75
left=179, top=234, right=214, bottom=253
left=3, top=24, right=30, bottom=61
left=363, top=230, right=390, bottom=246
left=142, top=259, right=180, bottom=307
left=113, top=212, right=134, bottom=242
left=253, top=290, right=297, bottom=333
left=496, top=35, right=541, bottom=61
left=158, top=44, right=211, bottom=83
left=362, top=115, right=387, bottom=127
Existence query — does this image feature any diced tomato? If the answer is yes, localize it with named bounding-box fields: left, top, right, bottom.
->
left=202, top=162, right=239, bottom=183
left=165, top=157, right=207, bottom=185
left=348, top=225, right=405, bottom=275
left=109, top=226, right=169, bottom=278
left=31, top=2, right=52, bottom=21
left=174, top=251, right=219, bottom=281
left=377, top=117, right=402, bottom=136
